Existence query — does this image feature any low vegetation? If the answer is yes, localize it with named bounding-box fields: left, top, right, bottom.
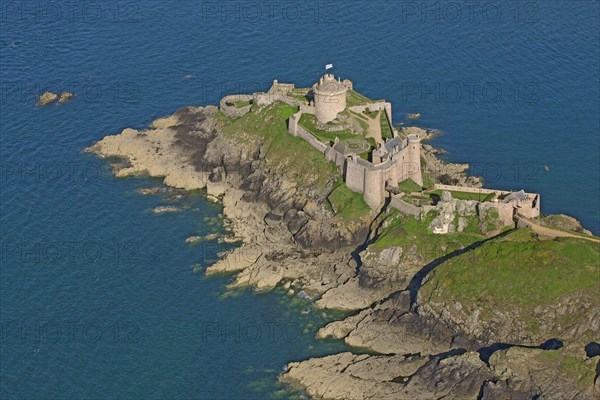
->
left=398, top=179, right=423, bottom=193
left=421, top=228, right=600, bottom=318
left=218, top=102, right=338, bottom=188
left=328, top=178, right=371, bottom=221
left=429, top=189, right=495, bottom=202
left=379, top=111, right=393, bottom=140
left=346, top=89, right=374, bottom=107
left=298, top=113, right=355, bottom=144
left=371, top=211, right=484, bottom=260
left=234, top=100, right=251, bottom=108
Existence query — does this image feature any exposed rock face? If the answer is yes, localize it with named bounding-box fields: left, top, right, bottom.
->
left=38, top=91, right=58, bottom=106
left=58, top=91, right=74, bottom=103
left=488, top=346, right=599, bottom=400
left=539, top=214, right=594, bottom=235
left=283, top=351, right=497, bottom=400
left=88, top=105, right=370, bottom=296
left=89, top=104, right=599, bottom=400
left=416, top=290, right=600, bottom=350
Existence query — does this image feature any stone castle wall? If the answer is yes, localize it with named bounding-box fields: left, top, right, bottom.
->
left=344, top=158, right=366, bottom=193
left=348, top=101, right=392, bottom=124
left=363, top=165, right=387, bottom=209
left=390, top=195, right=421, bottom=217
left=289, top=111, right=328, bottom=154
left=220, top=95, right=253, bottom=118
left=405, top=135, right=423, bottom=186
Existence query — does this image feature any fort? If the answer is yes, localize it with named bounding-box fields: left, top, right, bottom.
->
left=219, top=73, right=540, bottom=232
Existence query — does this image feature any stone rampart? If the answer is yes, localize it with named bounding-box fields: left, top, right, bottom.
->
left=433, top=184, right=499, bottom=195
left=220, top=95, right=253, bottom=117
left=390, top=195, right=421, bottom=217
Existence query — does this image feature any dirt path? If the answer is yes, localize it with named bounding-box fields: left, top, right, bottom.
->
left=517, top=216, right=600, bottom=243
left=365, top=111, right=383, bottom=145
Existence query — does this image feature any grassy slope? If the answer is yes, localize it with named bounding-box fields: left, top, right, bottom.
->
left=218, top=102, right=370, bottom=222
left=371, top=211, right=484, bottom=260
left=328, top=178, right=371, bottom=221
left=420, top=229, right=600, bottom=343
left=218, top=102, right=337, bottom=189
left=346, top=89, right=373, bottom=106
left=379, top=111, right=393, bottom=140
left=298, top=113, right=354, bottom=144
left=398, top=179, right=423, bottom=193
left=422, top=229, right=599, bottom=308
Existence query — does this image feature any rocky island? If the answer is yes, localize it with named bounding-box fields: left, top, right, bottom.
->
left=87, top=75, right=599, bottom=399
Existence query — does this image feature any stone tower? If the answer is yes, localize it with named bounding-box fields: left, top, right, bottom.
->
left=405, top=134, right=423, bottom=186
left=313, top=74, right=348, bottom=123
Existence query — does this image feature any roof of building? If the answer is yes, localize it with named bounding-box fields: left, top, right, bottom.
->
left=384, top=136, right=402, bottom=152
left=314, top=75, right=347, bottom=94
left=332, top=141, right=352, bottom=155
left=504, top=190, right=528, bottom=202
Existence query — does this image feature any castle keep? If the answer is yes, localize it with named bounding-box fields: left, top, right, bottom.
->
left=312, top=74, right=349, bottom=123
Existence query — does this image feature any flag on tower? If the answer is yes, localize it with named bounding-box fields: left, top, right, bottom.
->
left=325, top=63, right=333, bottom=70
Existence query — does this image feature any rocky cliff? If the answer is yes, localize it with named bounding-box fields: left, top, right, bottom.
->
left=88, top=101, right=599, bottom=400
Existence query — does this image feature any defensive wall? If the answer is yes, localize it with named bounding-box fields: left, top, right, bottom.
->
left=288, top=111, right=329, bottom=155
left=348, top=101, right=393, bottom=125
left=220, top=94, right=253, bottom=118
left=390, top=195, right=421, bottom=217
left=432, top=183, right=540, bottom=219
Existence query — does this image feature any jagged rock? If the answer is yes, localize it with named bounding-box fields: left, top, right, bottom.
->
left=38, top=91, right=58, bottom=106
left=282, top=351, right=496, bottom=400
left=441, top=190, right=453, bottom=202
left=88, top=102, right=598, bottom=400
left=58, top=91, right=74, bottom=103
left=489, top=346, right=599, bottom=399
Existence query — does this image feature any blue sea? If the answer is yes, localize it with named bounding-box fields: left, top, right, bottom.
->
left=1, top=1, right=598, bottom=399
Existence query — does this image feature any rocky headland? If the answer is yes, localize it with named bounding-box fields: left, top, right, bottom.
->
left=88, top=101, right=599, bottom=399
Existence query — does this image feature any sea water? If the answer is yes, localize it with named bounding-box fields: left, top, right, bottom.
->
left=1, top=1, right=598, bottom=398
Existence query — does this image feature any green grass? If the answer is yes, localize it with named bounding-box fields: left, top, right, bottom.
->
left=380, top=111, right=393, bottom=140
left=421, top=230, right=600, bottom=310
left=421, top=164, right=435, bottom=190
left=429, top=189, right=495, bottom=202
left=398, top=179, right=423, bottom=193
left=328, top=178, right=371, bottom=221
left=219, top=102, right=338, bottom=189
left=349, top=112, right=369, bottom=133
left=298, top=113, right=356, bottom=144
left=346, top=90, right=373, bottom=107
left=540, top=350, right=598, bottom=390
left=288, top=91, right=309, bottom=104
left=371, top=211, right=484, bottom=262
left=349, top=110, right=369, bottom=121
left=234, top=100, right=251, bottom=108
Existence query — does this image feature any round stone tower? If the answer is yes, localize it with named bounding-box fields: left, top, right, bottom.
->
left=363, top=167, right=385, bottom=210
left=406, top=134, right=423, bottom=186
left=313, top=74, right=348, bottom=123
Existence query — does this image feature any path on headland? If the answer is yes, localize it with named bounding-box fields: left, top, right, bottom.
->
left=516, top=216, right=600, bottom=243
left=365, top=111, right=383, bottom=144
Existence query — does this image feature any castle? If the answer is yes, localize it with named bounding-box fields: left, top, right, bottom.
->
left=219, top=74, right=541, bottom=230
left=286, top=74, right=423, bottom=209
